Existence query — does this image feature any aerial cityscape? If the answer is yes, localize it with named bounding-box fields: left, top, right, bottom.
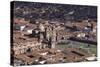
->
left=11, top=1, right=97, bottom=66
